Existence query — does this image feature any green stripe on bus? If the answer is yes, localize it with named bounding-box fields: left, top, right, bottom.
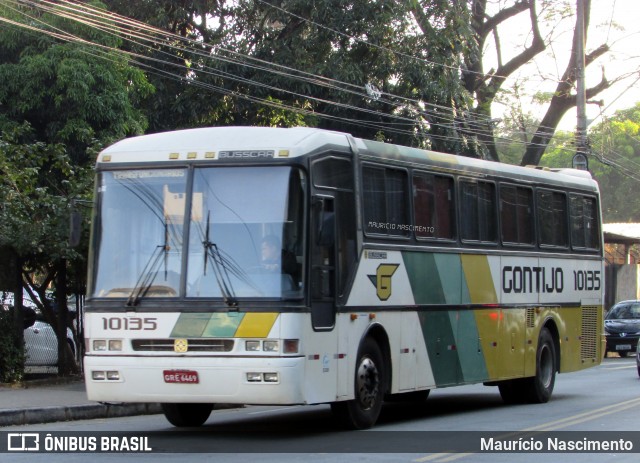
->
left=402, top=252, right=471, bottom=305
left=402, top=252, right=446, bottom=304
left=170, top=313, right=245, bottom=337
left=418, top=311, right=461, bottom=386
left=455, top=310, right=489, bottom=382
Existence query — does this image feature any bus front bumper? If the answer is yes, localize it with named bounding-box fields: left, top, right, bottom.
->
left=84, top=355, right=306, bottom=405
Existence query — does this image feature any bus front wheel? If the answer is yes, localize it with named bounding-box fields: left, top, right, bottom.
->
left=161, top=403, right=213, bottom=427
left=331, top=337, right=386, bottom=429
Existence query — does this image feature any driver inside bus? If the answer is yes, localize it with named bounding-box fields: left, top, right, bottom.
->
left=260, top=235, right=297, bottom=278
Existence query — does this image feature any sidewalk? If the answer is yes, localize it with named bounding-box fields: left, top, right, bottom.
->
left=0, top=376, right=161, bottom=427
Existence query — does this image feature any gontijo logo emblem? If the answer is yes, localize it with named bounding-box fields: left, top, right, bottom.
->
left=368, top=264, right=400, bottom=301
left=173, top=338, right=188, bottom=353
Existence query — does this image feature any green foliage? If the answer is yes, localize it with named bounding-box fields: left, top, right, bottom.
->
left=584, top=103, right=640, bottom=222
left=0, top=309, right=24, bottom=383
left=0, top=1, right=154, bottom=372
left=538, top=102, right=640, bottom=223
left=102, top=0, right=478, bottom=153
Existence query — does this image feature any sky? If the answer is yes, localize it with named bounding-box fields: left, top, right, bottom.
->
left=490, top=0, right=640, bottom=131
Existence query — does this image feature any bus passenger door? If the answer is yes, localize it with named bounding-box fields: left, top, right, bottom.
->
left=310, top=196, right=336, bottom=331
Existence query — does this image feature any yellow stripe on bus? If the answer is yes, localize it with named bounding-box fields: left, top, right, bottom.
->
left=460, top=255, right=498, bottom=304
left=235, top=313, right=279, bottom=338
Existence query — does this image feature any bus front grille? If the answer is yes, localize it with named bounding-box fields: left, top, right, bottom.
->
left=131, top=339, right=235, bottom=352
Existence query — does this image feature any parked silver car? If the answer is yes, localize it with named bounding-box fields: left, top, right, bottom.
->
left=23, top=317, right=76, bottom=367
left=1, top=292, right=76, bottom=367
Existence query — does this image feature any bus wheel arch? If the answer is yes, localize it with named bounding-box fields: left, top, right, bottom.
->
left=499, top=322, right=559, bottom=405
left=364, top=324, right=392, bottom=394
left=331, top=327, right=390, bottom=429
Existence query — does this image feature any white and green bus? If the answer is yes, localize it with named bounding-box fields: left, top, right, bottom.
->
left=84, top=127, right=604, bottom=429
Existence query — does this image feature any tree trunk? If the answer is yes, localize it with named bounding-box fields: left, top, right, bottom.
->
left=12, top=252, right=24, bottom=355
left=55, top=259, right=77, bottom=376
left=521, top=98, right=574, bottom=166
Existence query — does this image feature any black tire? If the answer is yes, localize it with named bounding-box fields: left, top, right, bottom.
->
left=618, top=351, right=628, bottom=358
left=499, top=327, right=556, bottom=405
left=161, top=403, right=213, bottom=427
left=331, top=337, right=386, bottom=429
left=524, top=327, right=556, bottom=403
left=498, top=379, right=523, bottom=404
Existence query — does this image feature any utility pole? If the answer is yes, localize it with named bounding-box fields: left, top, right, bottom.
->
left=573, top=0, right=589, bottom=170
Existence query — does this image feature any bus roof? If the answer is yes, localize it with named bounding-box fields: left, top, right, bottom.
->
left=99, top=126, right=351, bottom=163
left=99, top=126, right=598, bottom=192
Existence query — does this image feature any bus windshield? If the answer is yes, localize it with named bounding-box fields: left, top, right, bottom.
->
left=90, top=166, right=306, bottom=302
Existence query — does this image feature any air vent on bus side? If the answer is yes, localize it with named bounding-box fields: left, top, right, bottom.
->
left=526, top=308, right=535, bottom=329
left=580, top=306, right=599, bottom=361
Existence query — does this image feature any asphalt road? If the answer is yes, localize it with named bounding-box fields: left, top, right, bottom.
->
left=2, top=357, right=639, bottom=463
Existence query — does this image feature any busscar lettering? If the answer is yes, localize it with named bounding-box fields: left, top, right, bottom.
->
left=219, top=150, right=274, bottom=159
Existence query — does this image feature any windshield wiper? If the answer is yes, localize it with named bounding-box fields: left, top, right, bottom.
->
left=202, top=213, right=238, bottom=307
left=126, top=223, right=170, bottom=307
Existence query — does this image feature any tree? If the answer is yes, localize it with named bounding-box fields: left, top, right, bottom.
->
left=538, top=103, right=640, bottom=222
left=98, top=1, right=480, bottom=153
left=585, top=103, right=640, bottom=222
left=460, top=0, right=619, bottom=165
left=0, top=1, right=152, bottom=375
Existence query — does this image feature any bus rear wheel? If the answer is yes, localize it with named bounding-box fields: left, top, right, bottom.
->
left=331, top=337, right=386, bottom=429
left=499, top=327, right=557, bottom=404
left=161, top=403, right=213, bottom=427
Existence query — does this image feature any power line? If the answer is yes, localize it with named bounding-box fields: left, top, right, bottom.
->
left=0, top=0, right=612, bottom=161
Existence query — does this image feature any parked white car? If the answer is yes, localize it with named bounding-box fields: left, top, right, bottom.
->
left=23, top=318, right=76, bottom=366
left=1, top=291, right=76, bottom=367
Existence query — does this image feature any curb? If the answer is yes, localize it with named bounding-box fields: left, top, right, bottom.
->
left=0, top=403, right=162, bottom=427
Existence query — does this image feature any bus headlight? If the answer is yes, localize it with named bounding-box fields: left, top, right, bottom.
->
left=93, top=340, right=107, bottom=351
left=109, top=340, right=123, bottom=351
left=92, top=339, right=123, bottom=352
left=263, top=373, right=279, bottom=383
left=245, top=341, right=260, bottom=352
left=263, top=341, right=279, bottom=352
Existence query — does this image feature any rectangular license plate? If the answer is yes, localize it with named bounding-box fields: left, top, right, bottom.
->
left=616, top=344, right=632, bottom=351
left=163, top=370, right=199, bottom=384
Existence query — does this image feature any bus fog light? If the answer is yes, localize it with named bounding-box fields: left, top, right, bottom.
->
left=92, top=371, right=106, bottom=381
left=246, top=341, right=260, bottom=352
left=283, top=339, right=299, bottom=354
left=93, top=340, right=107, bottom=352
left=247, top=372, right=262, bottom=382
left=108, top=340, right=123, bottom=351
left=263, top=372, right=279, bottom=383
left=263, top=341, right=279, bottom=352
left=106, top=371, right=121, bottom=381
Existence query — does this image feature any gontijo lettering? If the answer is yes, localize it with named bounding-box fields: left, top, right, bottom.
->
left=502, top=266, right=602, bottom=293
left=503, top=266, right=564, bottom=294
